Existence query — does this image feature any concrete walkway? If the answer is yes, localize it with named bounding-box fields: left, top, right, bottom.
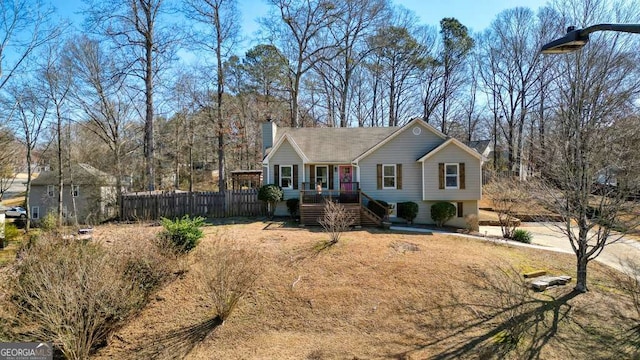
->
left=480, top=223, right=640, bottom=275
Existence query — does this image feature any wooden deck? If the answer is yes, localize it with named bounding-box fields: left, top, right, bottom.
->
left=298, top=188, right=385, bottom=227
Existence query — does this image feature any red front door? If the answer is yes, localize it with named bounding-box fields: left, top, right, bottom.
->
left=339, top=166, right=353, bottom=191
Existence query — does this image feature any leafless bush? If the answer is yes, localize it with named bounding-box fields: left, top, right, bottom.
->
left=485, top=177, right=529, bottom=238
left=465, top=213, right=479, bottom=232
left=194, top=237, right=261, bottom=321
left=318, top=200, right=357, bottom=245
left=0, top=233, right=172, bottom=359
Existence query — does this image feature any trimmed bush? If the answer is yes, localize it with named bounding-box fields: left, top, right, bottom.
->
left=286, top=198, right=300, bottom=218
left=398, top=202, right=419, bottom=223
left=158, top=215, right=205, bottom=253
left=367, top=199, right=389, bottom=219
left=258, top=184, right=284, bottom=219
left=431, top=202, right=456, bottom=227
left=511, top=229, right=532, bottom=244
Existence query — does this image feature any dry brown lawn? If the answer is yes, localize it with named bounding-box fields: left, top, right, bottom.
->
left=91, top=221, right=638, bottom=360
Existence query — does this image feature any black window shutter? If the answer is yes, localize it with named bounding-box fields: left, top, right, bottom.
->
left=328, top=165, right=334, bottom=190
left=274, top=165, right=280, bottom=186
left=293, top=165, right=299, bottom=189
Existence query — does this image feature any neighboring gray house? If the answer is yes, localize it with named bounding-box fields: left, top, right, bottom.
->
left=262, top=118, right=483, bottom=227
left=29, top=163, right=118, bottom=224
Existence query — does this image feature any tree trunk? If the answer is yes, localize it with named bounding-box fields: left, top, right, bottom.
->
left=574, top=251, right=589, bottom=292
left=145, top=28, right=155, bottom=192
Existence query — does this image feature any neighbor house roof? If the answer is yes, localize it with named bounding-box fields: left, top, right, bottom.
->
left=465, top=140, right=491, bottom=155
left=31, top=163, right=117, bottom=186
left=268, top=126, right=398, bottom=163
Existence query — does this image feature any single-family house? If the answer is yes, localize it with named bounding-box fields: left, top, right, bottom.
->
left=262, top=118, right=483, bottom=227
left=29, top=163, right=118, bottom=224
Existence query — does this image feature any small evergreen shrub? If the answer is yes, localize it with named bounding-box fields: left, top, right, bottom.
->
left=286, top=198, right=300, bottom=218
left=158, top=215, right=205, bottom=253
left=431, top=202, right=456, bottom=227
left=511, top=229, right=532, bottom=244
left=258, top=184, right=284, bottom=219
left=398, top=202, right=419, bottom=223
left=38, top=212, right=58, bottom=232
left=367, top=199, right=389, bottom=219
left=3, top=223, right=21, bottom=247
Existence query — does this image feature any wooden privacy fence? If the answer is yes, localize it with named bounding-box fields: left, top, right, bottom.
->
left=120, top=190, right=265, bottom=220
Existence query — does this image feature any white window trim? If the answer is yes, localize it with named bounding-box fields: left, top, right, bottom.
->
left=315, top=165, right=329, bottom=189
left=382, top=164, right=397, bottom=190
left=72, top=185, right=80, bottom=197
left=280, top=165, right=293, bottom=189
left=32, top=206, right=39, bottom=220
left=445, top=163, right=459, bottom=189
left=47, top=185, right=55, bottom=197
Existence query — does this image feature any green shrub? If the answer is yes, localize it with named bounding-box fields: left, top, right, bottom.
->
left=158, top=215, right=205, bottom=253
left=398, top=202, right=419, bottom=223
left=258, top=184, right=283, bottom=219
left=4, top=223, right=21, bottom=242
left=431, top=202, right=456, bottom=227
left=367, top=199, right=389, bottom=219
left=511, top=229, right=532, bottom=243
left=286, top=198, right=300, bottom=218
left=38, top=212, right=58, bottom=232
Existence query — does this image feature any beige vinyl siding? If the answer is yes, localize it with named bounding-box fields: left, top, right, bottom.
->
left=422, top=143, right=482, bottom=201
left=421, top=200, right=478, bottom=227
left=268, top=138, right=304, bottom=202
left=358, top=123, right=442, bottom=224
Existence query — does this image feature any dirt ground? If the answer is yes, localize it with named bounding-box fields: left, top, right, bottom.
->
left=91, top=220, right=638, bottom=360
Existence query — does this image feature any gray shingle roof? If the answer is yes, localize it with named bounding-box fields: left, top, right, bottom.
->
left=31, top=163, right=117, bottom=186
left=466, top=140, right=491, bottom=154
left=277, top=127, right=399, bottom=163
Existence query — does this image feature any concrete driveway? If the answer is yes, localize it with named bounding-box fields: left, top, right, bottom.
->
left=480, top=223, right=640, bottom=275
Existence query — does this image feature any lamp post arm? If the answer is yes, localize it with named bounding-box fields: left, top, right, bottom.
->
left=580, top=23, right=640, bottom=36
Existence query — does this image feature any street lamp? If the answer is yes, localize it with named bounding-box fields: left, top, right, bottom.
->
left=541, top=24, right=640, bottom=54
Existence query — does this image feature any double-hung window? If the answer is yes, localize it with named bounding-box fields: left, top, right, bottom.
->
left=72, top=185, right=80, bottom=197
left=280, top=165, right=293, bottom=189
left=382, top=164, right=396, bottom=189
left=47, top=185, right=55, bottom=197
left=445, top=163, right=459, bottom=189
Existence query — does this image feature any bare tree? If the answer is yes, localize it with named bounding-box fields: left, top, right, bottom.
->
left=9, top=82, right=50, bottom=231
left=476, top=7, right=551, bottom=175
left=315, top=0, right=388, bottom=127
left=41, top=44, right=72, bottom=226
left=0, top=128, right=22, bottom=201
left=532, top=0, right=640, bottom=292
left=0, top=0, right=61, bottom=92
left=85, top=0, right=175, bottom=191
left=183, top=0, right=241, bottom=192
left=66, top=35, right=138, bottom=210
left=263, top=0, right=341, bottom=127
left=438, top=18, right=474, bottom=134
